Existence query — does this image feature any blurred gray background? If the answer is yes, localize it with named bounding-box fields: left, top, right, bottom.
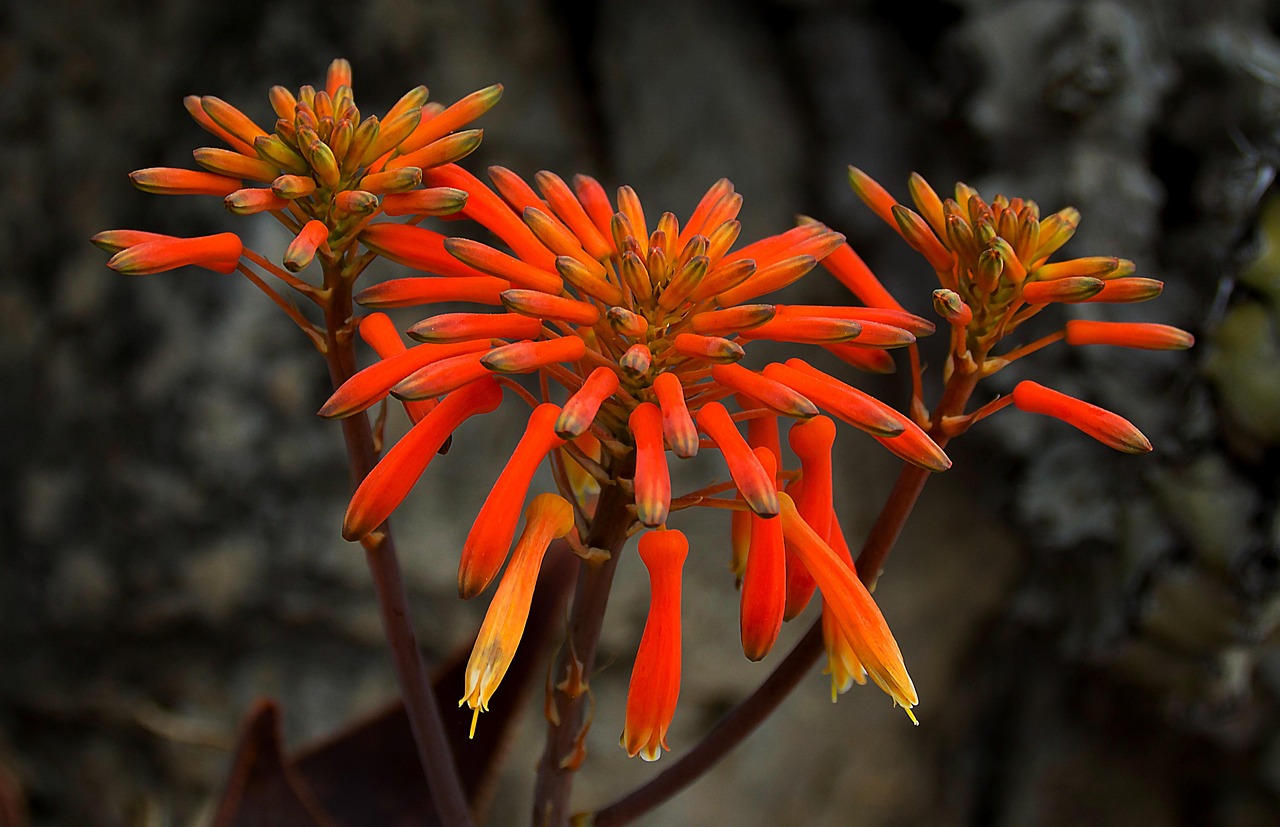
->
left=4, top=0, right=1279, bottom=824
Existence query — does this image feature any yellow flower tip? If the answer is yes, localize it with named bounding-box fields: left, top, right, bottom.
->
left=272, top=174, right=317, bottom=200
left=776, top=493, right=918, bottom=712
left=254, top=134, right=310, bottom=176
left=1064, top=320, right=1194, bottom=350
left=389, top=129, right=485, bottom=172
left=106, top=232, right=243, bottom=276
left=847, top=165, right=899, bottom=227
left=890, top=204, right=954, bottom=272
left=556, top=254, right=624, bottom=306
left=1011, top=380, right=1152, bottom=453
left=1033, top=256, right=1120, bottom=281
left=199, top=95, right=269, bottom=149
left=193, top=147, right=280, bottom=183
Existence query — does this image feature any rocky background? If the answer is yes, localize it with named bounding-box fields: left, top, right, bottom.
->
left=4, top=0, right=1279, bottom=824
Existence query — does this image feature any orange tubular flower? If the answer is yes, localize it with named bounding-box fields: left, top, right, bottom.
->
left=1011, top=381, right=1152, bottom=453
left=458, top=403, right=567, bottom=599
left=357, top=313, right=438, bottom=424
left=778, top=493, right=917, bottom=721
left=319, top=339, right=491, bottom=418
left=761, top=361, right=905, bottom=440
left=129, top=167, right=242, bottom=196
left=461, top=493, right=575, bottom=737
left=740, top=448, right=787, bottom=661
left=343, top=378, right=503, bottom=540
left=782, top=416, right=836, bottom=619
left=355, top=276, right=509, bottom=309
left=1064, top=320, right=1194, bottom=350
left=408, top=312, right=544, bottom=344
left=696, top=402, right=779, bottom=518
left=652, top=372, right=698, bottom=459
left=711, top=364, right=818, bottom=420
left=630, top=403, right=671, bottom=527
left=622, top=529, right=688, bottom=761
left=104, top=232, right=243, bottom=275
left=556, top=367, right=621, bottom=438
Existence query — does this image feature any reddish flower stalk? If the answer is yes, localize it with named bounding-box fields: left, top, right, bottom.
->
left=97, top=59, right=504, bottom=827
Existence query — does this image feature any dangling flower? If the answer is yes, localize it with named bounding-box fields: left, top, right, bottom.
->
left=622, top=528, right=688, bottom=761
left=778, top=494, right=917, bottom=721
left=461, top=493, right=575, bottom=737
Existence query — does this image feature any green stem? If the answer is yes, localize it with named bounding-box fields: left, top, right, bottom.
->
left=321, top=266, right=473, bottom=827
left=532, top=481, right=635, bottom=827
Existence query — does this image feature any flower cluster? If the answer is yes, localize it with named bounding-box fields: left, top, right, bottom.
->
left=324, top=167, right=950, bottom=756
left=92, top=59, right=500, bottom=293
left=96, top=59, right=1194, bottom=781
left=838, top=167, right=1194, bottom=447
